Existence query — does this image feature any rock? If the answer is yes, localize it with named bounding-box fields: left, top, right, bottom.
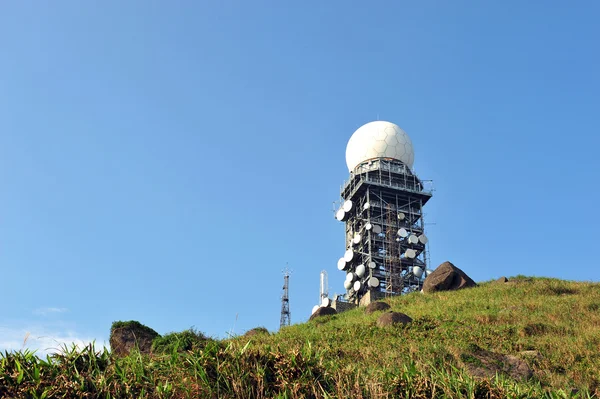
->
left=365, top=301, right=391, bottom=314
left=376, top=311, right=412, bottom=327
left=422, top=261, right=476, bottom=293
left=496, top=276, right=509, bottom=283
left=110, top=320, right=159, bottom=357
left=309, top=306, right=337, bottom=320
left=244, top=327, right=269, bottom=337
left=460, top=345, right=533, bottom=381
left=519, top=350, right=542, bottom=361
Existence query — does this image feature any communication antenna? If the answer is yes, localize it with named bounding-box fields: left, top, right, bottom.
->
left=280, top=265, right=292, bottom=329
left=319, top=270, right=329, bottom=303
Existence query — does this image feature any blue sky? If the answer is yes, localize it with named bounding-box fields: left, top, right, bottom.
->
left=1, top=1, right=599, bottom=353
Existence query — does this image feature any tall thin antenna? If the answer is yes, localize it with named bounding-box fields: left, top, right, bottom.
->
left=280, top=265, right=291, bottom=329
left=320, top=270, right=329, bottom=302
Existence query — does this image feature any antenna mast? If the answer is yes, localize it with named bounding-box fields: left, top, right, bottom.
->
left=280, top=266, right=291, bottom=329
left=320, top=270, right=329, bottom=303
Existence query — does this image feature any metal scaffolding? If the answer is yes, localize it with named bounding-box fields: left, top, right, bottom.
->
left=336, top=159, right=433, bottom=304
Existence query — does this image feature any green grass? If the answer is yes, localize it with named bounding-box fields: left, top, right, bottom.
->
left=152, top=328, right=211, bottom=354
left=2, top=277, right=600, bottom=398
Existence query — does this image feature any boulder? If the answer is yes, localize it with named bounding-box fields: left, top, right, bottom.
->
left=422, top=261, right=476, bottom=293
left=309, top=306, right=337, bottom=320
left=109, top=320, right=159, bottom=357
left=460, top=345, right=533, bottom=381
left=376, top=311, right=412, bottom=327
left=496, top=276, right=509, bottom=283
left=365, top=301, right=391, bottom=315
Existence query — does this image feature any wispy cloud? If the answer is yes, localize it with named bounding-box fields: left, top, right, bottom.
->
left=0, top=325, right=107, bottom=356
left=33, top=307, right=69, bottom=316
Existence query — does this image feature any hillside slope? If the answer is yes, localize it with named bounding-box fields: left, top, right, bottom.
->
left=2, top=277, right=599, bottom=398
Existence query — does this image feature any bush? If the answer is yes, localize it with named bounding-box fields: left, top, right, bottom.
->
left=151, top=328, right=209, bottom=353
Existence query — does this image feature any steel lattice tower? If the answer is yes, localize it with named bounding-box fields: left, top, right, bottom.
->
left=279, top=268, right=291, bottom=329
left=335, top=121, right=433, bottom=305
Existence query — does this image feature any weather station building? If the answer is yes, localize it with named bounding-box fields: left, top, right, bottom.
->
left=332, top=121, right=433, bottom=308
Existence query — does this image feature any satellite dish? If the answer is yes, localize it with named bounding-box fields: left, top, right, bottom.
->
left=425, top=269, right=434, bottom=276
left=368, top=261, right=377, bottom=269
left=408, top=235, right=419, bottom=245
left=419, top=234, right=428, bottom=244
left=373, top=224, right=382, bottom=234
left=397, top=212, right=405, bottom=220
left=312, top=305, right=319, bottom=314
left=346, top=272, right=355, bottom=282
left=405, top=249, right=416, bottom=259
left=343, top=280, right=352, bottom=289
left=356, top=264, right=366, bottom=278
left=353, top=280, right=362, bottom=291
left=343, top=200, right=353, bottom=213
left=368, top=276, right=380, bottom=287
left=335, top=209, right=346, bottom=221
left=321, top=297, right=331, bottom=307
left=344, top=249, right=354, bottom=262
left=363, top=202, right=370, bottom=210
left=365, top=223, right=373, bottom=231
left=337, top=258, right=347, bottom=270
left=353, top=234, right=361, bottom=244
left=413, top=266, right=423, bottom=278
left=398, top=228, right=408, bottom=238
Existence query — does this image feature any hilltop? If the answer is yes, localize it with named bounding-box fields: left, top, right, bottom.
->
left=2, top=277, right=599, bottom=398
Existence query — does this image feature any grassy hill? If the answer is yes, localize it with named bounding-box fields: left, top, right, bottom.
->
left=2, top=276, right=600, bottom=398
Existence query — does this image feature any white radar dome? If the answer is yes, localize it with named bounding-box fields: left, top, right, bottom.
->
left=345, top=121, right=415, bottom=172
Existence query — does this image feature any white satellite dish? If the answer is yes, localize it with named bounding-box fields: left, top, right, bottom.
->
left=353, top=234, right=361, bottom=244
left=373, top=224, right=382, bottom=234
left=425, top=269, right=434, bottom=276
left=312, top=305, right=319, bottom=314
left=405, top=249, right=416, bottom=259
left=408, top=235, right=419, bottom=245
left=335, top=209, right=346, bottom=221
left=343, top=280, right=352, bottom=289
left=363, top=202, right=370, bottom=210
left=355, top=264, right=366, bottom=278
left=344, top=249, right=354, bottom=262
left=368, top=261, right=377, bottom=269
left=398, top=228, right=408, bottom=238
left=321, top=297, right=331, bottom=307
left=365, top=222, right=373, bottom=231
left=397, top=212, right=405, bottom=220
left=413, top=266, right=423, bottom=278
left=346, top=272, right=355, bottom=282
left=343, top=200, right=353, bottom=213
left=337, top=258, right=347, bottom=270
left=368, top=276, right=380, bottom=287
left=419, top=234, right=428, bottom=244
left=353, top=280, right=362, bottom=291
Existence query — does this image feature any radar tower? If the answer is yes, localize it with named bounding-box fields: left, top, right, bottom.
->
left=334, top=121, right=433, bottom=306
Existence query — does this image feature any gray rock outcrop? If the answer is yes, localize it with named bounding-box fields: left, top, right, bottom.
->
left=376, top=311, right=412, bottom=327
left=422, top=261, right=476, bottom=293
left=109, top=320, right=159, bottom=357
left=309, top=306, right=337, bottom=320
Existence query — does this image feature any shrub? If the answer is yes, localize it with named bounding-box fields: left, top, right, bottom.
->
left=151, top=328, right=210, bottom=353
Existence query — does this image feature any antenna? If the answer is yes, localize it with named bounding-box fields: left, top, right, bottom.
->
left=320, top=270, right=329, bottom=302
left=280, top=265, right=292, bottom=329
